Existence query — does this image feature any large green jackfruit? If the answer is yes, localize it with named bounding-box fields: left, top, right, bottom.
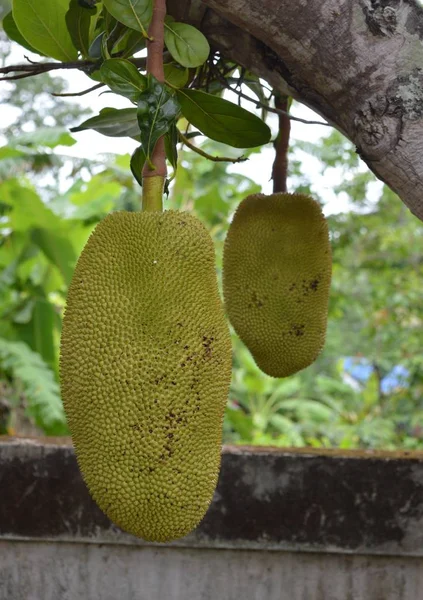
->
left=222, top=193, right=331, bottom=378
left=60, top=211, right=232, bottom=542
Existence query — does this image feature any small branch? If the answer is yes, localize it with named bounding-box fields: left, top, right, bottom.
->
left=0, top=56, right=150, bottom=82
left=1, top=70, right=47, bottom=81
left=52, top=83, right=105, bottom=97
left=272, top=95, right=291, bottom=193
left=0, top=60, right=93, bottom=79
left=225, top=83, right=330, bottom=127
left=179, top=132, right=247, bottom=163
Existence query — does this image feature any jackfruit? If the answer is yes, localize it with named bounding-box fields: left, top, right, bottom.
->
left=222, top=193, right=331, bottom=378
left=60, top=210, right=232, bottom=542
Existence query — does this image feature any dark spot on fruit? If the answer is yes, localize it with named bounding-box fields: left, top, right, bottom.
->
left=251, top=290, right=265, bottom=308
left=309, top=278, right=320, bottom=291
left=289, top=323, right=305, bottom=337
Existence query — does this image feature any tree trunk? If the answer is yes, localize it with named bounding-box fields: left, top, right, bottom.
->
left=167, top=0, right=423, bottom=221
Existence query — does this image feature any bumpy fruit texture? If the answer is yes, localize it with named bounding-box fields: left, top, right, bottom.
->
left=60, top=211, right=232, bottom=542
left=223, top=193, right=331, bottom=378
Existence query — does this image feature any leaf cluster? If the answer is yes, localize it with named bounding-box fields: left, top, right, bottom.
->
left=3, top=0, right=273, bottom=185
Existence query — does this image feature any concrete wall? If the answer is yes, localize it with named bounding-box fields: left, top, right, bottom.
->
left=1, top=437, right=423, bottom=600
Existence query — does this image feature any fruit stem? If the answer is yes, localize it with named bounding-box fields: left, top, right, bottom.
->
left=142, top=175, right=165, bottom=211
left=272, top=94, right=291, bottom=193
left=142, top=0, right=167, bottom=211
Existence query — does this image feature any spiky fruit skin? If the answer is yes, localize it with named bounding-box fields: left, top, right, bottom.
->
left=60, top=211, right=232, bottom=542
left=223, top=193, right=331, bottom=378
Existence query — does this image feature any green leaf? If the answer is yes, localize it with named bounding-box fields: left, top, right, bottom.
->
left=13, top=299, right=35, bottom=324
left=2, top=182, right=62, bottom=233
left=164, top=62, right=189, bottom=88
left=176, top=89, right=271, bottom=148
left=102, top=0, right=152, bottom=37
left=137, top=75, right=180, bottom=165
left=13, top=294, right=57, bottom=369
left=119, top=28, right=145, bottom=57
left=31, top=228, right=76, bottom=287
left=101, top=32, right=112, bottom=59
left=12, top=0, right=78, bottom=61
left=164, top=123, right=178, bottom=171
left=67, top=174, right=123, bottom=220
left=225, top=407, right=254, bottom=441
left=71, top=107, right=140, bottom=139
left=100, top=58, right=147, bottom=102
left=164, top=22, right=209, bottom=68
left=269, top=414, right=296, bottom=434
left=66, top=0, right=96, bottom=57
left=3, top=11, right=45, bottom=55
left=130, top=145, right=146, bottom=186
left=11, top=127, right=76, bottom=149
left=88, top=30, right=104, bottom=58
left=0, top=338, right=67, bottom=434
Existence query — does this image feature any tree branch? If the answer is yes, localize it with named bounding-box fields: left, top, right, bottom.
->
left=0, top=60, right=93, bottom=81
left=51, top=83, right=104, bottom=97
left=178, top=132, right=247, bottom=163
left=0, top=56, right=149, bottom=82
left=169, top=0, right=423, bottom=219
left=226, top=84, right=330, bottom=127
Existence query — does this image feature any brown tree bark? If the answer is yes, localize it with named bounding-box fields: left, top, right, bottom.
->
left=167, top=0, right=423, bottom=220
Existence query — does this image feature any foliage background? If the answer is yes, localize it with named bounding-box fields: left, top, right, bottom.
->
left=0, top=19, right=422, bottom=449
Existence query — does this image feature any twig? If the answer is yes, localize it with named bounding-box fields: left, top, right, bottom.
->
left=51, top=83, right=105, bottom=97
left=23, top=55, right=39, bottom=64
left=224, top=82, right=330, bottom=127
left=178, top=132, right=248, bottom=163
left=0, top=56, right=150, bottom=82
left=1, top=70, right=46, bottom=81
left=0, top=60, right=92, bottom=77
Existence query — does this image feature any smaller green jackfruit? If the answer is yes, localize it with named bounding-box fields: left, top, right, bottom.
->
left=222, top=193, right=332, bottom=378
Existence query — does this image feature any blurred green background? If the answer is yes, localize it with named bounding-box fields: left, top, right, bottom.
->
left=1, top=25, right=423, bottom=450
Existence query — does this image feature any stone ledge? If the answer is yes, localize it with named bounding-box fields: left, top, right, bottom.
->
left=1, top=436, right=422, bottom=556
